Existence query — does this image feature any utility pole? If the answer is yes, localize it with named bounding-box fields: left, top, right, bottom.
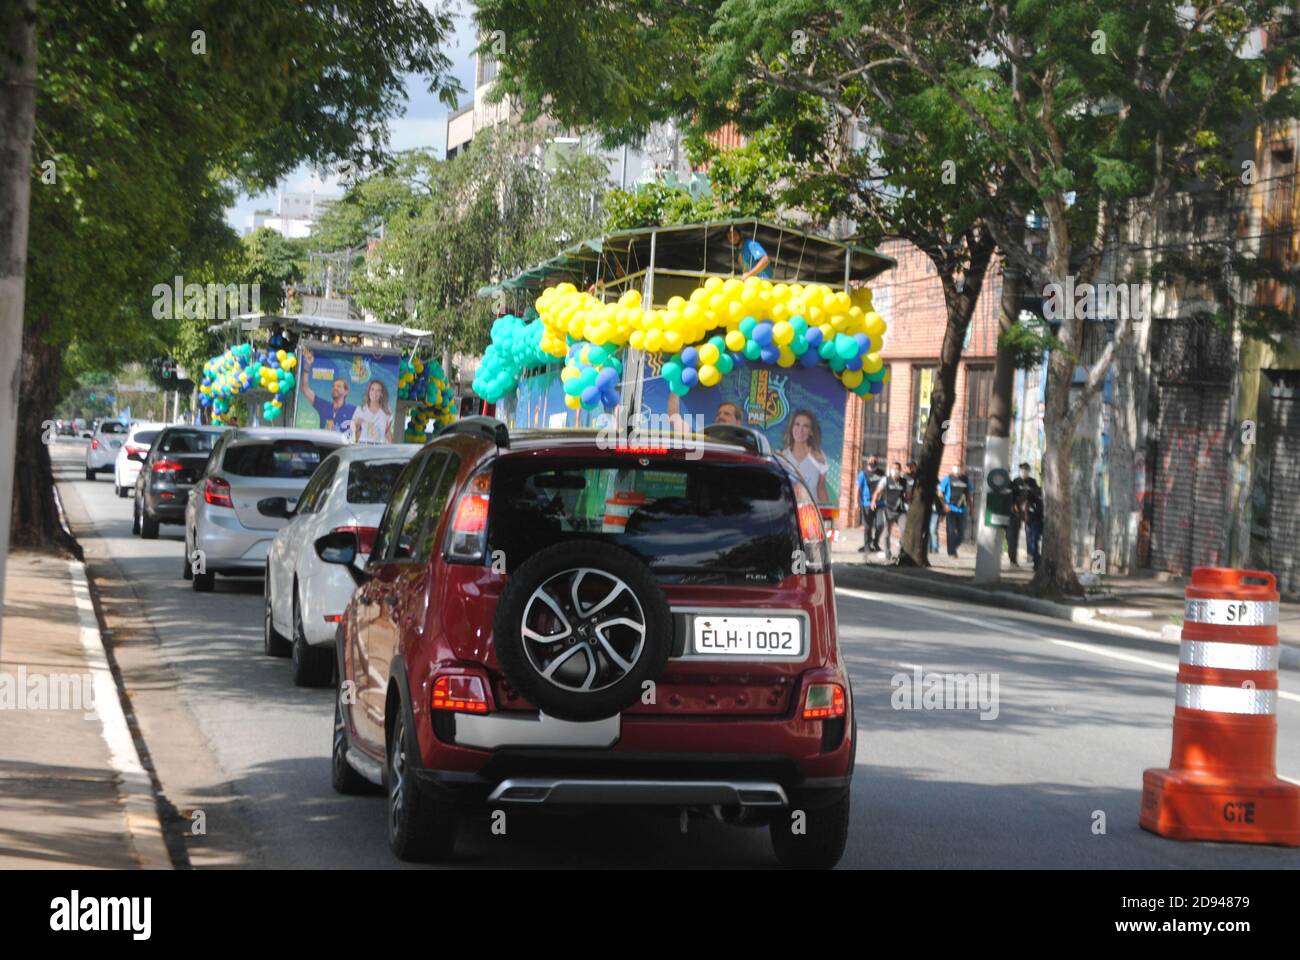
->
left=974, top=219, right=1026, bottom=585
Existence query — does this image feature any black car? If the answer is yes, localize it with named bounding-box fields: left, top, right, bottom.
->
left=133, top=424, right=226, bottom=539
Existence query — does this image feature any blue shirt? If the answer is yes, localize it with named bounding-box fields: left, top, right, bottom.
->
left=312, top=395, right=356, bottom=434
left=740, top=238, right=773, bottom=279
left=940, top=474, right=971, bottom=513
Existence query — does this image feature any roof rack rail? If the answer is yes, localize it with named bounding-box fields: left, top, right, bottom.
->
left=702, top=424, right=773, bottom=457
left=440, top=416, right=510, bottom=448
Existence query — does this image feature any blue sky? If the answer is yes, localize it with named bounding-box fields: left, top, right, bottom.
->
left=223, top=3, right=480, bottom=232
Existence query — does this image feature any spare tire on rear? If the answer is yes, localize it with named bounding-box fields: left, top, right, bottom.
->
left=492, top=540, right=671, bottom=722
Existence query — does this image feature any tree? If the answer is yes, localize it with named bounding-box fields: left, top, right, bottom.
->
left=315, top=126, right=611, bottom=360
left=11, top=0, right=460, bottom=547
left=481, top=0, right=1300, bottom=590
left=477, top=0, right=1015, bottom=566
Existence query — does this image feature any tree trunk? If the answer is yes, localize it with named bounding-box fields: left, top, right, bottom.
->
left=11, top=311, right=63, bottom=548
left=898, top=235, right=996, bottom=566
left=1, top=0, right=38, bottom=594
left=1033, top=345, right=1084, bottom=597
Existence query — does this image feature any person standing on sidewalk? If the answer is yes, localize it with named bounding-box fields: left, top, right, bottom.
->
left=1008, top=462, right=1040, bottom=567
left=1022, top=466, right=1044, bottom=568
left=870, top=462, right=907, bottom=560
left=939, top=463, right=971, bottom=558
left=856, top=455, right=884, bottom=553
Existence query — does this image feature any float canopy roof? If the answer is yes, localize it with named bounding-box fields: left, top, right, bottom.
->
left=479, top=220, right=895, bottom=298
left=208, top=313, right=432, bottom=348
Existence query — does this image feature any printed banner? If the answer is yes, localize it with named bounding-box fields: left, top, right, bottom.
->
left=294, top=341, right=401, bottom=443
left=640, top=354, right=847, bottom=506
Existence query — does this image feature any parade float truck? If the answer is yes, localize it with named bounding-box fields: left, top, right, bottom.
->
left=201, top=313, right=457, bottom=441
left=473, top=220, right=895, bottom=524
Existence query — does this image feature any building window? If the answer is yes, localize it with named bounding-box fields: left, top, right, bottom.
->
left=911, top=365, right=937, bottom=463
left=478, top=52, right=498, bottom=87
left=861, top=365, right=890, bottom=461
left=964, top=366, right=995, bottom=470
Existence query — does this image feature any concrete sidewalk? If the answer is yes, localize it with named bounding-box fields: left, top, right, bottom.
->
left=831, top=525, right=1300, bottom=668
left=0, top=548, right=171, bottom=868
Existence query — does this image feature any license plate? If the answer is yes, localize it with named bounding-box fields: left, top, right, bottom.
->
left=110, top=440, right=122, bottom=448
left=691, top=615, right=803, bottom=658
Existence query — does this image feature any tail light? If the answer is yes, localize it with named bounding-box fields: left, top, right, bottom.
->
left=203, top=476, right=233, bottom=508
left=445, top=468, right=491, bottom=563
left=793, top=479, right=828, bottom=572
left=126, top=444, right=146, bottom=458
left=803, top=683, right=846, bottom=720
left=331, top=525, right=378, bottom=555
left=323, top=614, right=343, bottom=624
left=152, top=458, right=183, bottom=473
left=431, top=674, right=490, bottom=714
left=91, top=439, right=99, bottom=450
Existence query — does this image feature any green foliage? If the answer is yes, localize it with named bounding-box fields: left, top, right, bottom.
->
left=27, top=0, right=461, bottom=397
left=316, top=127, right=610, bottom=354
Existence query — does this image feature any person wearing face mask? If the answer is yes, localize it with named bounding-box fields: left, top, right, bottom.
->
left=855, top=455, right=884, bottom=552
left=938, top=463, right=971, bottom=558
left=870, top=461, right=907, bottom=560
left=1008, top=461, right=1040, bottom=567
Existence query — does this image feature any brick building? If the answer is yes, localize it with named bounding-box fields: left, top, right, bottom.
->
left=838, top=240, right=1007, bottom=532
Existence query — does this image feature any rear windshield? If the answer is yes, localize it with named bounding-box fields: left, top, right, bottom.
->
left=159, top=430, right=219, bottom=455
left=100, top=421, right=128, bottom=435
left=133, top=430, right=161, bottom=446
left=488, top=458, right=800, bottom=585
left=347, top=459, right=410, bottom=504
left=223, top=440, right=337, bottom=479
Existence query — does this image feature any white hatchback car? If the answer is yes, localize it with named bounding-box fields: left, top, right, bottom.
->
left=85, top=420, right=131, bottom=480
left=113, top=422, right=167, bottom=497
left=263, top=443, right=418, bottom=686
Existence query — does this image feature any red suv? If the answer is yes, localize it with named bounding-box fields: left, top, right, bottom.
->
left=316, top=418, right=855, bottom=867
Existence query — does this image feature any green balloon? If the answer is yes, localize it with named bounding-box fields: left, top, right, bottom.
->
left=716, top=353, right=734, bottom=375
left=739, top=316, right=757, bottom=337
left=743, top=340, right=762, bottom=361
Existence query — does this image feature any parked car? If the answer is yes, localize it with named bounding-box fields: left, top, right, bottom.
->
left=113, top=422, right=166, bottom=498
left=185, top=427, right=345, bottom=592
left=317, top=418, right=854, bottom=868
left=134, top=425, right=226, bottom=539
left=263, top=443, right=419, bottom=687
left=85, top=420, right=130, bottom=480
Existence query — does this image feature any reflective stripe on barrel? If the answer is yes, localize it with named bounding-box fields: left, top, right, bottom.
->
left=1179, top=640, right=1281, bottom=672
left=1176, top=683, right=1277, bottom=715
left=1184, top=598, right=1279, bottom=627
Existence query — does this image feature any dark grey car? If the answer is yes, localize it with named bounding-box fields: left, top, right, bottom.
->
left=133, top=424, right=227, bottom=540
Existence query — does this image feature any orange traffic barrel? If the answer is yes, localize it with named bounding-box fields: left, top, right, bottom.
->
left=602, top=490, right=648, bottom=534
left=1140, top=568, right=1299, bottom=845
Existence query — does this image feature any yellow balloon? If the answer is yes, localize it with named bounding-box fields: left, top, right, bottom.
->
left=777, top=346, right=796, bottom=368
left=842, top=369, right=864, bottom=389
left=644, top=329, right=664, bottom=352
left=862, top=353, right=883, bottom=375
left=772, top=321, right=794, bottom=346
left=725, top=330, right=747, bottom=352
left=698, top=364, right=721, bottom=387
left=565, top=394, right=581, bottom=410
left=663, top=330, right=684, bottom=353
left=704, top=275, right=723, bottom=292
left=629, top=330, right=646, bottom=350
left=698, top=343, right=720, bottom=366
left=770, top=302, right=790, bottom=323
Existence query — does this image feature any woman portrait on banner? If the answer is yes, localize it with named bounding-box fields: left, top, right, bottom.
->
left=351, top=379, right=394, bottom=444
left=777, top=408, right=829, bottom=503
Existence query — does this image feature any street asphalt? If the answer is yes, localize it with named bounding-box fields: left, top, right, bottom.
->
left=49, top=440, right=1300, bottom=869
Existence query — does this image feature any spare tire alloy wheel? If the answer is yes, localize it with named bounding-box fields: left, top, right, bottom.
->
left=493, top=541, right=671, bottom=722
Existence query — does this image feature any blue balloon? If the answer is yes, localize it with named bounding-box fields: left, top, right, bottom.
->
left=845, top=356, right=863, bottom=371
left=854, top=333, right=870, bottom=352
left=681, top=366, right=699, bottom=386
left=596, top=367, right=617, bottom=388
left=799, top=349, right=820, bottom=368
left=581, top=385, right=600, bottom=406
left=680, top=346, right=699, bottom=367
left=753, top=322, right=774, bottom=346
left=868, top=380, right=883, bottom=394
left=760, top=345, right=780, bottom=364
left=805, top=327, right=823, bottom=346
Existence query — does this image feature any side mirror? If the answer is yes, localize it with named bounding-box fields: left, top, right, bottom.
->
left=257, top=496, right=291, bottom=518
left=315, top=530, right=369, bottom=585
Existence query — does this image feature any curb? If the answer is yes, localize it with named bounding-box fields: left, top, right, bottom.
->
left=832, top=562, right=1300, bottom=672
left=55, top=482, right=173, bottom=869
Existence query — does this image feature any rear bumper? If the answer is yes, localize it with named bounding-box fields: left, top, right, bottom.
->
left=412, top=750, right=851, bottom=811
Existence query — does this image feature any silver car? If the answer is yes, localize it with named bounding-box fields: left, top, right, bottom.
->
left=185, top=427, right=345, bottom=592
left=85, top=419, right=130, bottom=479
